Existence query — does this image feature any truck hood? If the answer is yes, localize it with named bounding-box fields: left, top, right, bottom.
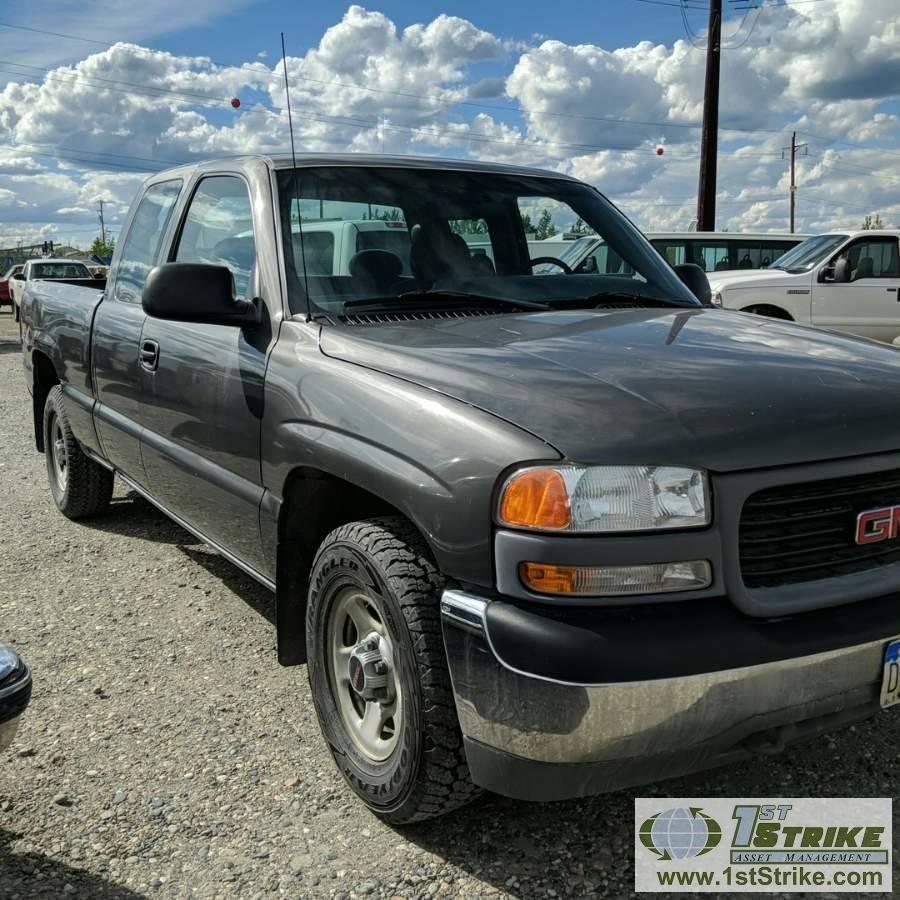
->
left=707, top=269, right=805, bottom=291
left=320, top=307, right=900, bottom=472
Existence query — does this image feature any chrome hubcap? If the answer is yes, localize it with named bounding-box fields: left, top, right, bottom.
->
left=327, top=589, right=401, bottom=762
left=50, top=418, right=67, bottom=492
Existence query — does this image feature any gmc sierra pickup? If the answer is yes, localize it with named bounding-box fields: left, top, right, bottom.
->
left=21, top=154, right=900, bottom=823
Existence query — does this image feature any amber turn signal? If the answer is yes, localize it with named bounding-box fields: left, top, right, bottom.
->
left=498, top=468, right=571, bottom=530
left=519, top=562, right=578, bottom=594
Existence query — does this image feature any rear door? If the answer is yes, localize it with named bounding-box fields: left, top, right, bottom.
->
left=139, top=173, right=273, bottom=576
left=812, top=236, right=900, bottom=341
left=92, top=179, right=182, bottom=482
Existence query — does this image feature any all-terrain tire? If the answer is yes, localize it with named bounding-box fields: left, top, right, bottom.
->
left=43, top=385, right=114, bottom=519
left=306, top=516, right=481, bottom=824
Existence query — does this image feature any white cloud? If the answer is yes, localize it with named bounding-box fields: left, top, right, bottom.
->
left=0, top=1, right=898, bottom=250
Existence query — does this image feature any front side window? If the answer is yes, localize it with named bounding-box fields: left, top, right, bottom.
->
left=114, top=180, right=182, bottom=303
left=174, top=176, right=256, bottom=298
left=838, top=238, right=900, bottom=280
left=278, top=166, right=698, bottom=317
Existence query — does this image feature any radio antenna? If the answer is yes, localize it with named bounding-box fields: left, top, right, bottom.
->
left=281, top=31, right=311, bottom=321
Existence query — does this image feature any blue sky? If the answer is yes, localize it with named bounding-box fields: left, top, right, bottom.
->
left=0, top=1, right=898, bottom=246
left=158, top=0, right=684, bottom=62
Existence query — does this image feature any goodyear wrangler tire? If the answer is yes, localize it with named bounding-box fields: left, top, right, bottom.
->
left=43, top=385, right=113, bottom=519
left=306, top=516, right=480, bottom=824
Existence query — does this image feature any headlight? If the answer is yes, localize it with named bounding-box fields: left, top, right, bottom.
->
left=497, top=465, right=709, bottom=533
left=711, top=290, right=723, bottom=307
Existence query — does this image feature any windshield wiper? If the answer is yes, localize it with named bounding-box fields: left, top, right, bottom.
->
left=343, top=290, right=551, bottom=312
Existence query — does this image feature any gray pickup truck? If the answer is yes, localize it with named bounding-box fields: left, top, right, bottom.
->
left=20, top=153, right=900, bottom=822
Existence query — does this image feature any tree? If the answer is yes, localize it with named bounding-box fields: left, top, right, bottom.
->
left=449, top=218, right=488, bottom=235
left=569, top=217, right=594, bottom=236
left=90, top=235, right=116, bottom=258
left=862, top=214, right=884, bottom=230
left=535, top=209, right=558, bottom=240
left=520, top=212, right=536, bottom=235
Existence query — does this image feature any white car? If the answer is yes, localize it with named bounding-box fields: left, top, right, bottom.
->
left=708, top=231, right=900, bottom=343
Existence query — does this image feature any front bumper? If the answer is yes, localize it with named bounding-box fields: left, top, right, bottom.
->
left=441, top=590, right=892, bottom=801
left=0, top=651, right=32, bottom=753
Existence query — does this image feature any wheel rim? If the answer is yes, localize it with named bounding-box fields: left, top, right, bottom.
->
left=49, top=415, right=68, bottom=493
left=326, top=588, right=402, bottom=763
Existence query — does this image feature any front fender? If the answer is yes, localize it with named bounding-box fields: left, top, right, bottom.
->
left=261, top=321, right=558, bottom=588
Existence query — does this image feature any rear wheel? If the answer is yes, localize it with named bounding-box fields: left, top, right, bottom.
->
left=43, top=386, right=113, bottom=519
left=306, top=516, right=479, bottom=823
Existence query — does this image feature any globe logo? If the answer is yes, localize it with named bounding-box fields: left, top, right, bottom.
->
left=639, top=807, right=722, bottom=861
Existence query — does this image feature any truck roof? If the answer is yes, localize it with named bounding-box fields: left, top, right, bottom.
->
left=145, top=152, right=582, bottom=185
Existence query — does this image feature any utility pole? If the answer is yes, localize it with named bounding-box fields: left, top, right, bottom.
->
left=782, top=131, right=808, bottom=234
left=696, top=0, right=722, bottom=232
left=97, top=199, right=107, bottom=249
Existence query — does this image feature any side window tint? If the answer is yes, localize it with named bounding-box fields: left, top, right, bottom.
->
left=846, top=239, right=899, bottom=280
left=114, top=180, right=181, bottom=303
left=175, top=176, right=256, bottom=298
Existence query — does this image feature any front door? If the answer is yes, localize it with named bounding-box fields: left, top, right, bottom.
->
left=812, top=236, right=900, bottom=341
left=139, top=174, right=273, bottom=576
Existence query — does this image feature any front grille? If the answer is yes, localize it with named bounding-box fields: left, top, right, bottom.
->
left=739, top=468, right=900, bottom=588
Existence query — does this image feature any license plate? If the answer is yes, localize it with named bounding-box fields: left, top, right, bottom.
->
left=880, top=639, right=900, bottom=708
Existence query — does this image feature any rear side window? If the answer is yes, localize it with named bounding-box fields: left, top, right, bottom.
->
left=174, top=176, right=256, bottom=298
left=114, top=180, right=182, bottom=304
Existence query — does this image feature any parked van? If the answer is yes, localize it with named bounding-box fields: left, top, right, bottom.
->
left=536, top=231, right=808, bottom=276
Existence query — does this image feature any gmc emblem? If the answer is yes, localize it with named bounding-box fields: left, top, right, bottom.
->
left=855, top=506, right=900, bottom=545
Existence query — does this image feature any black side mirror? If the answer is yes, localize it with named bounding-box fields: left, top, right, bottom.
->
left=674, top=263, right=712, bottom=305
left=142, top=263, right=259, bottom=326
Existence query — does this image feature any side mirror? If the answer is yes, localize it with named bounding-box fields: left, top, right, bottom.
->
left=674, top=263, right=712, bottom=305
left=833, top=257, right=851, bottom=283
left=12, top=273, right=24, bottom=281
left=142, top=263, right=259, bottom=326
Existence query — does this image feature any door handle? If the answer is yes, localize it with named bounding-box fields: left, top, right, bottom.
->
left=140, top=339, right=160, bottom=372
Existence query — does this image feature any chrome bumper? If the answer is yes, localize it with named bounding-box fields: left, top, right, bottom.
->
left=441, top=590, right=886, bottom=800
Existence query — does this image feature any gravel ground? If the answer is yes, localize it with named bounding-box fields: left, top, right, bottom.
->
left=0, top=308, right=898, bottom=899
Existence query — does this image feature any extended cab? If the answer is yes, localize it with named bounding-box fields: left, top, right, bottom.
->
left=708, top=230, right=900, bottom=341
left=21, top=155, right=900, bottom=822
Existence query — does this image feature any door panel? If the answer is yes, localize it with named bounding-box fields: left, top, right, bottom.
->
left=92, top=298, right=149, bottom=481
left=139, top=174, right=271, bottom=574
left=812, top=237, right=900, bottom=341
left=139, top=318, right=271, bottom=572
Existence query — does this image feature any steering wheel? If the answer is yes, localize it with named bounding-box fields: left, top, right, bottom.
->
left=530, top=256, right=573, bottom=275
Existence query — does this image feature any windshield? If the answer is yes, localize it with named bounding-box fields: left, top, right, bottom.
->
left=31, top=262, right=91, bottom=279
left=768, top=234, right=847, bottom=272
left=277, top=166, right=698, bottom=317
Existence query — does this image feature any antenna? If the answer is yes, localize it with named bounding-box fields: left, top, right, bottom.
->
left=281, top=32, right=311, bottom=321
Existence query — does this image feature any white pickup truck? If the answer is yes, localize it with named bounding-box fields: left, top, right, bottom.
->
left=10, top=258, right=97, bottom=321
left=708, top=231, right=900, bottom=342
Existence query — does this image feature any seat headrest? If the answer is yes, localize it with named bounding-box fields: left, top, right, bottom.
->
left=348, top=248, right=403, bottom=283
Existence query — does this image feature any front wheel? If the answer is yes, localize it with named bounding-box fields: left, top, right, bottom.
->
left=43, top=386, right=114, bottom=519
left=306, top=516, right=480, bottom=824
